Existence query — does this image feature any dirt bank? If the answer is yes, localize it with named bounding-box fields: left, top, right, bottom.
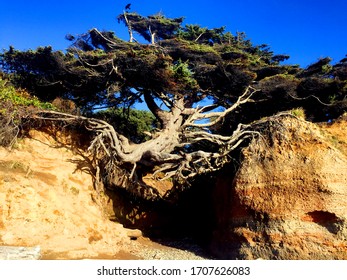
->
left=0, top=130, right=208, bottom=259
left=1, top=114, right=347, bottom=260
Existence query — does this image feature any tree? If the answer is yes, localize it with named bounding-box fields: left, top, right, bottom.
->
left=117, top=12, right=184, bottom=44
left=1, top=12, right=346, bottom=198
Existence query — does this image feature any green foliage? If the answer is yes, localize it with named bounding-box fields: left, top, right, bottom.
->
left=171, top=59, right=198, bottom=90
left=332, top=55, right=347, bottom=80
left=0, top=13, right=291, bottom=110
left=93, top=108, right=158, bottom=143
left=298, top=57, right=332, bottom=78
left=0, top=46, right=74, bottom=103
left=0, top=78, right=54, bottom=110
left=291, top=108, right=306, bottom=119
left=0, top=11, right=346, bottom=126
left=0, top=77, right=54, bottom=146
left=184, top=40, right=218, bottom=54
left=118, top=12, right=184, bottom=43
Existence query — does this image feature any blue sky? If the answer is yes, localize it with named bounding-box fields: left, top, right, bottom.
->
left=0, top=0, right=346, bottom=67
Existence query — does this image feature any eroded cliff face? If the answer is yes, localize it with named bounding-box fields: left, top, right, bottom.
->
left=0, top=130, right=142, bottom=259
left=1, top=114, right=347, bottom=260
left=211, top=115, right=347, bottom=259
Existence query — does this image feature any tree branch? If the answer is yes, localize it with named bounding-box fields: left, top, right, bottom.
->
left=143, top=91, right=170, bottom=128
left=182, top=86, right=259, bottom=129
left=123, top=12, right=135, bottom=43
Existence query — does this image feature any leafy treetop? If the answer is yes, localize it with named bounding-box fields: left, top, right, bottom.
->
left=0, top=12, right=346, bottom=127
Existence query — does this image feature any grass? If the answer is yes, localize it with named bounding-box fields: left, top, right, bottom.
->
left=327, top=134, right=347, bottom=155
left=319, top=124, right=347, bottom=156
left=291, top=108, right=306, bottom=119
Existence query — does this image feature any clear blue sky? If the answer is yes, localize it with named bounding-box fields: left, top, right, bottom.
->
left=0, top=0, right=346, bottom=67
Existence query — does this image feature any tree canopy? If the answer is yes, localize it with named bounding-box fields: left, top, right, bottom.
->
left=0, top=10, right=346, bottom=197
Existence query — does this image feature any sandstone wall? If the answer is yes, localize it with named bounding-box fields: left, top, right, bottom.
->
left=211, top=116, right=347, bottom=259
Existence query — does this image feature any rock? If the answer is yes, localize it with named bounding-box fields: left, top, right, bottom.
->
left=0, top=246, right=41, bottom=260
left=126, top=229, right=143, bottom=240
left=211, top=116, right=347, bottom=259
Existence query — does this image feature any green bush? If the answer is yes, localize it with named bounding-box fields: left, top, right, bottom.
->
left=0, top=77, right=54, bottom=146
left=0, top=78, right=54, bottom=109
left=291, top=107, right=306, bottom=119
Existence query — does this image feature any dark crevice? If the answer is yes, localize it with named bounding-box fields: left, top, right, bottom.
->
left=306, top=211, right=342, bottom=234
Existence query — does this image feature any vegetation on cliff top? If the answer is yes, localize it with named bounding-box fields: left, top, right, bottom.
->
left=0, top=77, right=55, bottom=146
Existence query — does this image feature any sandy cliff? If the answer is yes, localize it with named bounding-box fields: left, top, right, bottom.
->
left=0, top=130, right=139, bottom=259
left=211, top=115, right=347, bottom=259
left=1, top=115, right=346, bottom=259
left=0, top=130, right=209, bottom=260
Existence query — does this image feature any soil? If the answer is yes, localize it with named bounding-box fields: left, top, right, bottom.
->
left=0, top=130, right=208, bottom=260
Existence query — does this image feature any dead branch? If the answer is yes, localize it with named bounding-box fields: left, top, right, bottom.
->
left=182, top=86, right=259, bottom=128
left=122, top=12, right=135, bottom=43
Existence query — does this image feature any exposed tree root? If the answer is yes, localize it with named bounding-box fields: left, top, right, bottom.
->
left=27, top=86, right=291, bottom=200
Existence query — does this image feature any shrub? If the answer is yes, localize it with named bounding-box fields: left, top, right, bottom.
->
left=0, top=78, right=54, bottom=146
left=291, top=107, right=306, bottom=119
left=0, top=78, right=54, bottom=109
